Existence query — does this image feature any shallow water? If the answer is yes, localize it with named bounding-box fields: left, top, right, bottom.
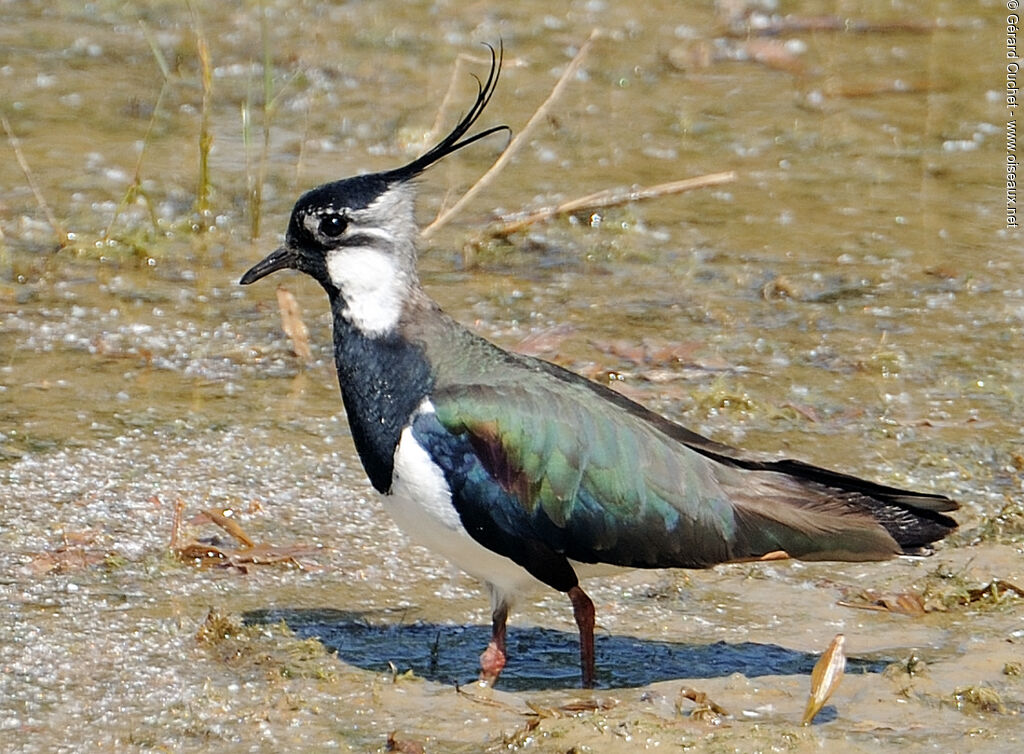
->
left=2, top=0, right=1022, bottom=751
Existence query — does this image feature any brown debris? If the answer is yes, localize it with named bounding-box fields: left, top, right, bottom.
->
left=191, top=508, right=255, bottom=548
left=22, top=528, right=119, bottom=576
left=953, top=685, right=1009, bottom=715
left=24, top=544, right=111, bottom=575
left=169, top=495, right=186, bottom=551
left=175, top=541, right=319, bottom=573
left=500, top=697, right=619, bottom=748
left=924, top=264, right=961, bottom=280
left=676, top=686, right=729, bottom=723
left=195, top=608, right=239, bottom=645
left=170, top=497, right=320, bottom=573
left=803, top=634, right=846, bottom=725
left=780, top=402, right=820, bottom=423
left=524, top=698, right=617, bottom=719
left=837, top=590, right=928, bottom=616
left=666, top=3, right=951, bottom=95
left=276, top=286, right=312, bottom=361
left=2, top=115, right=68, bottom=247
left=386, top=731, right=426, bottom=754
left=837, top=580, right=1024, bottom=615
left=956, top=580, right=1024, bottom=605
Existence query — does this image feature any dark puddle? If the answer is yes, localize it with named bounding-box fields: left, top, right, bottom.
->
left=246, top=607, right=887, bottom=691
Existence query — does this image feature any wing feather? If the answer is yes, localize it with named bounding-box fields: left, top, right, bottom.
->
left=402, top=315, right=956, bottom=575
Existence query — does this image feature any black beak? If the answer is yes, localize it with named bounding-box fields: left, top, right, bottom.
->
left=239, top=245, right=297, bottom=285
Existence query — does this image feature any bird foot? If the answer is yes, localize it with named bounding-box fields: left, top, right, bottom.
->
left=479, top=640, right=507, bottom=686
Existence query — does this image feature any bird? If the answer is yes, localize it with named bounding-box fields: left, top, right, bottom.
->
left=240, top=46, right=959, bottom=689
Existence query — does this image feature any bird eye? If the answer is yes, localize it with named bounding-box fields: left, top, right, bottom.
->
left=319, top=214, right=347, bottom=238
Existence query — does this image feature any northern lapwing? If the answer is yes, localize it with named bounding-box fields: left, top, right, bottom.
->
left=240, top=47, right=959, bottom=688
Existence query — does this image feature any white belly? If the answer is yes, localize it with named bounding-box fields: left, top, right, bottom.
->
left=387, top=423, right=544, bottom=604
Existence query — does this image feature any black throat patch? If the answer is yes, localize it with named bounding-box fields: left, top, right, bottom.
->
left=329, top=299, right=433, bottom=493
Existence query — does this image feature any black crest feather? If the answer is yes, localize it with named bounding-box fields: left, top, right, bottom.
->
left=382, top=42, right=509, bottom=184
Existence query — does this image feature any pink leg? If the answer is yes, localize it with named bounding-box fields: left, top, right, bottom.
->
left=479, top=601, right=509, bottom=686
left=568, top=585, right=596, bottom=688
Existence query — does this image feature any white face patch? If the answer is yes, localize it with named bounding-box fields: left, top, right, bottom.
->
left=326, top=248, right=407, bottom=336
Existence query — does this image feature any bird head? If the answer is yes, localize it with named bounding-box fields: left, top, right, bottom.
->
left=240, top=44, right=508, bottom=336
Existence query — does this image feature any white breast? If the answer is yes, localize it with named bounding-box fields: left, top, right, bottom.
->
left=387, top=405, right=543, bottom=605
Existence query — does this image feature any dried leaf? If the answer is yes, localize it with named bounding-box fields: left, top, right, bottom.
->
left=176, top=542, right=229, bottom=563
left=524, top=700, right=558, bottom=719
left=172, top=500, right=319, bottom=572
left=196, top=508, right=255, bottom=548
left=802, top=634, right=846, bottom=725
left=837, top=590, right=927, bottom=616
left=676, top=686, right=729, bottom=723
left=386, top=731, right=425, bottom=754
left=523, top=698, right=615, bottom=719
left=225, top=542, right=320, bottom=567
left=176, top=541, right=319, bottom=572
left=276, top=286, right=311, bottom=361
left=840, top=579, right=1024, bottom=616
left=24, top=546, right=109, bottom=575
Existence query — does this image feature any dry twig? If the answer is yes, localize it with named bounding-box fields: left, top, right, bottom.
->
left=485, top=171, right=737, bottom=238
left=171, top=500, right=319, bottom=573
left=197, top=508, right=255, bottom=548
left=2, top=115, right=68, bottom=247
left=422, top=29, right=601, bottom=238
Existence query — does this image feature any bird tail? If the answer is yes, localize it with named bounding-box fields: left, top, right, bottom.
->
left=718, top=458, right=959, bottom=563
